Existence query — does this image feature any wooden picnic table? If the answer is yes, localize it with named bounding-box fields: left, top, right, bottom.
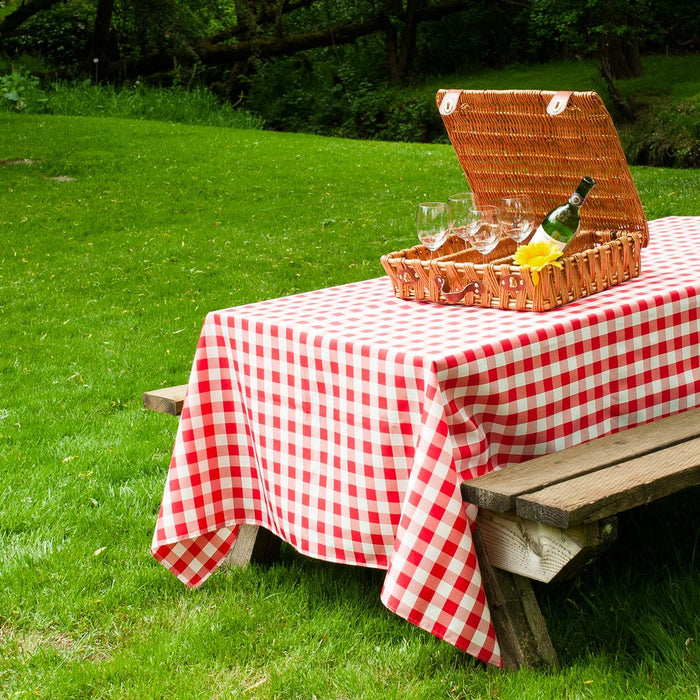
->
left=148, top=216, right=700, bottom=668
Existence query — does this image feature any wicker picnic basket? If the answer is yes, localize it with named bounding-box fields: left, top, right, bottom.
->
left=381, top=90, right=649, bottom=312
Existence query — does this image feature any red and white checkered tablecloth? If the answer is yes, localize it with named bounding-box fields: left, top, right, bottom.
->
left=152, top=217, right=700, bottom=667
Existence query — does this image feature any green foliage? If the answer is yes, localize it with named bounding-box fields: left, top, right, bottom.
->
left=528, top=0, right=589, bottom=60
left=522, top=0, right=696, bottom=60
left=245, top=51, right=445, bottom=143
left=0, top=68, right=261, bottom=126
left=1, top=0, right=236, bottom=67
left=614, top=54, right=700, bottom=168
left=4, top=54, right=697, bottom=166
left=2, top=0, right=698, bottom=87
left=0, top=111, right=698, bottom=698
left=243, top=36, right=448, bottom=143
left=243, top=53, right=700, bottom=167
left=114, top=0, right=213, bottom=58
left=650, top=0, right=700, bottom=53
left=346, top=81, right=445, bottom=143
left=2, top=0, right=94, bottom=66
left=236, top=0, right=698, bottom=149
left=0, top=52, right=50, bottom=76
left=1, top=0, right=697, bottom=168
left=44, top=78, right=264, bottom=129
left=620, top=96, right=699, bottom=168
left=413, top=4, right=532, bottom=73
left=0, top=69, right=48, bottom=112
left=529, top=0, right=647, bottom=66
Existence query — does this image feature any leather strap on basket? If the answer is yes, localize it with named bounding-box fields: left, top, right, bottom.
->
left=436, top=274, right=482, bottom=302
left=439, top=90, right=462, bottom=116
left=546, top=91, right=572, bottom=116
left=397, top=265, right=420, bottom=286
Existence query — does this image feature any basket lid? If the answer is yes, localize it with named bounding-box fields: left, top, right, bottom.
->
left=436, top=89, right=648, bottom=246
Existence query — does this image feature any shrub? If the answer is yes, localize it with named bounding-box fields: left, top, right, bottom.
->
left=244, top=54, right=446, bottom=143
left=40, top=79, right=263, bottom=129
left=618, top=91, right=700, bottom=168
left=2, top=1, right=93, bottom=66
left=0, top=70, right=48, bottom=112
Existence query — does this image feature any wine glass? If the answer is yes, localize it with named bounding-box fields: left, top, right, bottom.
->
left=499, top=195, right=535, bottom=244
left=447, top=192, right=477, bottom=249
left=415, top=202, right=448, bottom=259
left=464, top=204, right=501, bottom=263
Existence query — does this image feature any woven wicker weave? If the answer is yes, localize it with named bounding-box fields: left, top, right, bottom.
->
left=381, top=90, right=649, bottom=312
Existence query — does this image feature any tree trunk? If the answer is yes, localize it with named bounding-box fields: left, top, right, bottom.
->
left=624, top=37, right=644, bottom=77
left=223, top=0, right=254, bottom=98
left=600, top=54, right=636, bottom=123
left=396, top=0, right=419, bottom=80
left=88, top=0, right=117, bottom=66
left=599, top=33, right=644, bottom=79
left=384, top=0, right=401, bottom=84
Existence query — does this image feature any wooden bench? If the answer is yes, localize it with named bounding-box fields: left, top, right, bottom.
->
left=463, top=407, right=700, bottom=670
left=145, top=385, right=699, bottom=669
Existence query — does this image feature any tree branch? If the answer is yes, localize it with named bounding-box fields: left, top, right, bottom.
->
left=209, top=0, right=317, bottom=44
left=0, top=0, right=68, bottom=38
left=107, top=13, right=388, bottom=77
left=96, top=0, right=473, bottom=80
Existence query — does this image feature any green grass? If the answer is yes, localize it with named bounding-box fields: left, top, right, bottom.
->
left=419, top=58, right=607, bottom=94
left=419, top=54, right=699, bottom=98
left=1, top=112, right=699, bottom=698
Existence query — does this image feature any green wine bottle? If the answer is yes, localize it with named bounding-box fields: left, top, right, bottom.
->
left=530, top=176, right=596, bottom=252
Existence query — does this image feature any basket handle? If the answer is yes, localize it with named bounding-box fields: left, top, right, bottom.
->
left=436, top=275, right=482, bottom=302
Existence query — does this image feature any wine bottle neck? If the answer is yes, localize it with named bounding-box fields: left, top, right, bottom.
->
left=568, top=176, right=596, bottom=208
left=568, top=192, right=585, bottom=207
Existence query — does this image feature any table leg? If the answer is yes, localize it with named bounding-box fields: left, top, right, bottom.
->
left=473, top=526, right=560, bottom=670
left=224, top=525, right=282, bottom=568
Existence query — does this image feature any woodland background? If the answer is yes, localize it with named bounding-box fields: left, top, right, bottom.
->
left=1, top=0, right=698, bottom=166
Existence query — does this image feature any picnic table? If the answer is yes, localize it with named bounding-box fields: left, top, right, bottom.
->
left=151, top=216, right=700, bottom=668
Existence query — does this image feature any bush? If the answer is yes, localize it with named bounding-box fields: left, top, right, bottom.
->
left=0, top=70, right=48, bottom=113
left=244, top=52, right=445, bottom=143
left=0, top=70, right=261, bottom=128
left=345, top=83, right=445, bottom=143
left=619, top=94, right=700, bottom=168
left=2, top=0, right=93, bottom=66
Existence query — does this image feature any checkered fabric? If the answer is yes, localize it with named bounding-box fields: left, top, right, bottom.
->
left=152, top=217, right=700, bottom=667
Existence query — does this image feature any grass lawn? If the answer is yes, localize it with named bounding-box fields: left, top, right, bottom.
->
left=0, top=112, right=699, bottom=699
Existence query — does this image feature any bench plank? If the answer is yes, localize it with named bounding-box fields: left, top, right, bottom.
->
left=143, top=384, right=188, bottom=416
left=461, top=407, right=700, bottom=512
left=516, top=437, right=700, bottom=527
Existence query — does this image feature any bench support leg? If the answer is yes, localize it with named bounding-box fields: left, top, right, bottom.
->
left=225, top=525, right=282, bottom=568
left=474, top=527, right=560, bottom=670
